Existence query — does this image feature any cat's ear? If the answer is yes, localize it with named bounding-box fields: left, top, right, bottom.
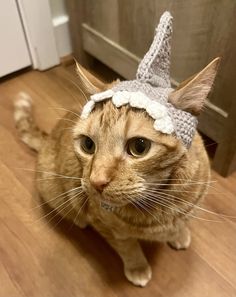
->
left=75, top=60, right=106, bottom=95
left=168, top=57, right=220, bottom=115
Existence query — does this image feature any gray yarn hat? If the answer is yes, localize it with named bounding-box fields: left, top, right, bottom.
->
left=81, top=11, right=198, bottom=148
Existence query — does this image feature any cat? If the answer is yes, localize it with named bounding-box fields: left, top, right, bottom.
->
left=14, top=57, right=219, bottom=287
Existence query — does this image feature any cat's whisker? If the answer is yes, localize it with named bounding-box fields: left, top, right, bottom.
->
left=35, top=191, right=83, bottom=223
left=34, top=190, right=84, bottom=224
left=139, top=195, right=172, bottom=212
left=143, top=197, right=202, bottom=222
left=125, top=194, right=144, bottom=216
left=146, top=187, right=217, bottom=196
left=32, top=186, right=83, bottom=209
left=142, top=192, right=222, bottom=222
left=59, top=127, right=74, bottom=132
left=59, top=76, right=85, bottom=106
left=64, top=76, right=89, bottom=103
left=52, top=107, right=81, bottom=119
left=145, top=178, right=214, bottom=182
left=140, top=202, right=164, bottom=225
left=143, top=193, right=187, bottom=214
left=143, top=192, right=196, bottom=213
left=145, top=180, right=216, bottom=186
left=53, top=197, right=88, bottom=231
left=72, top=197, right=88, bottom=227
left=145, top=193, right=203, bottom=218
left=43, top=198, right=75, bottom=228
left=46, top=202, right=77, bottom=233
left=145, top=183, right=218, bottom=194
left=133, top=195, right=163, bottom=225
left=137, top=197, right=170, bottom=220
left=144, top=190, right=198, bottom=208
left=144, top=188, right=236, bottom=219
left=52, top=204, right=75, bottom=231
left=36, top=176, right=82, bottom=181
left=41, top=195, right=87, bottom=233
left=125, top=192, right=174, bottom=224
left=145, top=188, right=198, bottom=200
left=56, top=118, right=78, bottom=125
left=146, top=185, right=232, bottom=200
left=16, top=168, right=82, bottom=180
left=145, top=179, right=217, bottom=189
left=145, top=188, right=218, bottom=211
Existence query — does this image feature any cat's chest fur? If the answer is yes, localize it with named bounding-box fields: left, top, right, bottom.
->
left=87, top=197, right=180, bottom=242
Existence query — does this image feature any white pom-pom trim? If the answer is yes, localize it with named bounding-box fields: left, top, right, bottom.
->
left=112, top=91, right=130, bottom=107
left=129, top=91, right=151, bottom=109
left=80, top=100, right=95, bottom=119
left=154, top=117, right=174, bottom=134
left=146, top=100, right=168, bottom=119
left=81, top=90, right=175, bottom=134
left=90, top=89, right=114, bottom=102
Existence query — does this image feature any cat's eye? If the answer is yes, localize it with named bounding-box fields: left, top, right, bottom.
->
left=80, top=135, right=95, bottom=154
left=127, top=138, right=151, bottom=157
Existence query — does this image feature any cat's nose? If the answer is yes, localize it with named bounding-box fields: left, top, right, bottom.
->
left=90, top=176, right=111, bottom=193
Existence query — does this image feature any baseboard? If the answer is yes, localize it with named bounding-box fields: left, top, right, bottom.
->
left=60, top=54, right=74, bottom=66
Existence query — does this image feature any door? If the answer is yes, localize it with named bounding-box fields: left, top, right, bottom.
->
left=0, top=0, right=31, bottom=77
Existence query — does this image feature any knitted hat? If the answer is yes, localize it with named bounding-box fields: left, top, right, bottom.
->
left=81, top=11, right=198, bottom=148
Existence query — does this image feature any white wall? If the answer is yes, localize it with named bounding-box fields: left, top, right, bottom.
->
left=49, top=0, right=72, bottom=58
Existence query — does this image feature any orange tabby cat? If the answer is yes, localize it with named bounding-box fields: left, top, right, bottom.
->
left=14, top=58, right=219, bottom=286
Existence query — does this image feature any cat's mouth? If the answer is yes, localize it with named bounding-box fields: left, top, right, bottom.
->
left=97, top=193, right=130, bottom=209
left=99, top=195, right=124, bottom=207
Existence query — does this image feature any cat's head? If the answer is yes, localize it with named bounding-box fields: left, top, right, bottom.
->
left=72, top=59, right=219, bottom=207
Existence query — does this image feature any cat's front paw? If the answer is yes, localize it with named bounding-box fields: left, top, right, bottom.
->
left=168, top=227, right=191, bottom=250
left=124, top=264, right=152, bottom=287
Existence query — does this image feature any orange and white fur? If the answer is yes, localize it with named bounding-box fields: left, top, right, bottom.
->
left=14, top=59, right=219, bottom=287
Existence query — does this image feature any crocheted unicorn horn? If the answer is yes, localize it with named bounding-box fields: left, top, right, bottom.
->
left=81, top=11, right=219, bottom=148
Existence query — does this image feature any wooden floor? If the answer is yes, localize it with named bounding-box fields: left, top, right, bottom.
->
left=0, top=64, right=236, bottom=297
